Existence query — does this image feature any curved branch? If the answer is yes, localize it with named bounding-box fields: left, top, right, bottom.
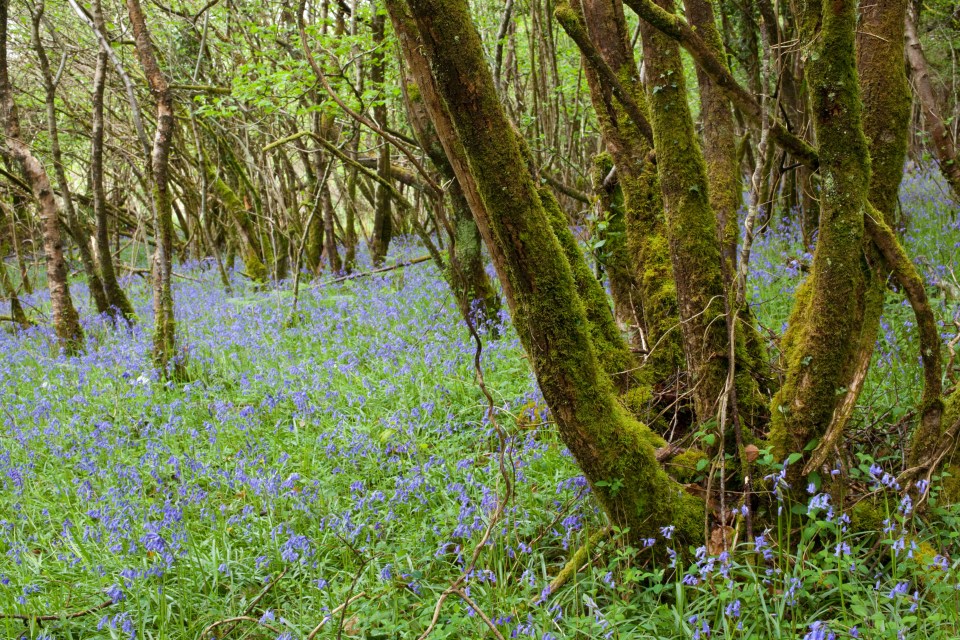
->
left=621, top=0, right=818, bottom=168
left=295, top=2, right=442, bottom=199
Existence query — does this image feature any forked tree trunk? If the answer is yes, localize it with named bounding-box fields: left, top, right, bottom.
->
left=403, top=0, right=703, bottom=543
left=0, top=0, right=83, bottom=351
left=769, top=0, right=871, bottom=480
left=126, top=0, right=178, bottom=373
left=557, top=0, right=685, bottom=393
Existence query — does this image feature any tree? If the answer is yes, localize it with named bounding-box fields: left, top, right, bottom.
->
left=402, top=0, right=704, bottom=543
left=125, top=0, right=178, bottom=373
left=0, top=0, right=83, bottom=351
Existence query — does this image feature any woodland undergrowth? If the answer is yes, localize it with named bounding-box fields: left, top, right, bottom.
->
left=0, top=169, right=959, bottom=639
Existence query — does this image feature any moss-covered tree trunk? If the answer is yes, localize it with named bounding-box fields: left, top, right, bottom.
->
left=384, top=0, right=518, bottom=314
left=91, top=0, right=136, bottom=322
left=768, top=0, right=871, bottom=479
left=682, top=0, right=738, bottom=275
left=321, top=180, right=342, bottom=274
left=0, top=253, right=27, bottom=326
left=390, top=6, right=501, bottom=327
left=557, top=0, right=685, bottom=391
left=681, top=0, right=771, bottom=430
left=343, top=167, right=359, bottom=273
left=205, top=163, right=268, bottom=283
left=848, top=0, right=917, bottom=460
left=404, top=0, right=703, bottom=543
left=636, top=0, right=731, bottom=427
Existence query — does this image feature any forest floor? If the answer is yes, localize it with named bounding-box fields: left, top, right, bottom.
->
left=1, top=169, right=959, bottom=639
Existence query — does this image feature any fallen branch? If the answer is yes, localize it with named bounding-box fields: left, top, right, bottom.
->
left=322, top=256, right=430, bottom=286
left=198, top=615, right=281, bottom=638
left=124, top=267, right=203, bottom=283
left=534, top=527, right=610, bottom=604
left=0, top=598, right=114, bottom=622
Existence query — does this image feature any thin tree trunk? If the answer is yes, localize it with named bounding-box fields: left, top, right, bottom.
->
left=30, top=2, right=110, bottom=316
left=390, top=5, right=502, bottom=328
left=91, top=0, right=136, bottom=322
left=0, top=0, right=82, bottom=351
left=369, top=11, right=392, bottom=266
left=905, top=2, right=960, bottom=201
left=126, top=0, right=178, bottom=373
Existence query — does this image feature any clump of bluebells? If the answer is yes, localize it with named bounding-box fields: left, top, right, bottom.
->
left=0, top=170, right=958, bottom=638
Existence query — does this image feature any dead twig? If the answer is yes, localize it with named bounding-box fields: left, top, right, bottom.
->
left=322, top=256, right=431, bottom=286
left=199, top=567, right=287, bottom=639
left=0, top=598, right=114, bottom=622
left=305, top=592, right=367, bottom=640
left=198, top=616, right=281, bottom=638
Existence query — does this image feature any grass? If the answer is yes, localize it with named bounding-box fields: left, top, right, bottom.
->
left=0, top=169, right=958, bottom=639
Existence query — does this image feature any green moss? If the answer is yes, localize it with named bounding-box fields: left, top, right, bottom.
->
left=769, top=0, right=871, bottom=483
left=591, top=154, right=636, bottom=330
left=206, top=163, right=268, bottom=284
left=857, top=0, right=910, bottom=223
left=449, top=182, right=502, bottom=328
left=668, top=448, right=708, bottom=484
left=620, top=385, right=653, bottom=419
left=638, top=4, right=731, bottom=427
left=407, top=0, right=704, bottom=543
left=851, top=499, right=884, bottom=534
left=540, top=187, right=635, bottom=390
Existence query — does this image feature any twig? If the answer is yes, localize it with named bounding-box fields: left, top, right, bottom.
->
left=0, top=598, right=114, bottom=622
left=124, top=267, right=203, bottom=283
left=322, top=256, right=430, bottom=285
left=451, top=588, right=507, bottom=640
left=336, top=557, right=371, bottom=640
left=198, top=616, right=281, bottom=638
left=305, top=592, right=367, bottom=640
left=416, top=232, right=515, bottom=640
left=199, top=568, right=287, bottom=639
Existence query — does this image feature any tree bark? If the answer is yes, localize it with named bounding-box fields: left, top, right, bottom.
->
left=390, top=4, right=502, bottom=329
left=30, top=2, right=110, bottom=316
left=126, top=0, right=178, bottom=373
left=636, top=0, right=731, bottom=427
left=369, top=10, right=392, bottom=267
left=403, top=0, right=703, bottom=543
left=91, top=0, right=136, bottom=322
left=557, top=0, right=685, bottom=395
left=905, top=2, right=960, bottom=201
left=0, top=0, right=83, bottom=351
left=769, top=0, right=871, bottom=481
